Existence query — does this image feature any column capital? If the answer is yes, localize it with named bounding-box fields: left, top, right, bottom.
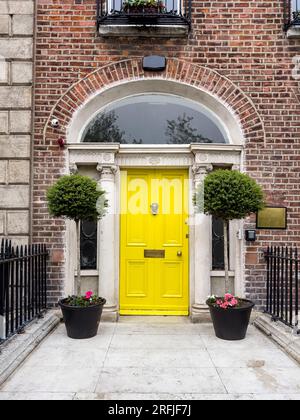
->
left=69, top=163, right=78, bottom=174
left=192, top=164, right=213, bottom=186
left=192, top=164, right=213, bottom=177
left=96, top=164, right=118, bottom=180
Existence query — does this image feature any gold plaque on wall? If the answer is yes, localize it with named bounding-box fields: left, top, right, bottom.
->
left=256, top=207, right=287, bottom=230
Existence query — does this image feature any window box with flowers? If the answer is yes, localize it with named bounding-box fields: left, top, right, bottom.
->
left=97, top=0, right=191, bottom=38
left=123, top=0, right=166, bottom=19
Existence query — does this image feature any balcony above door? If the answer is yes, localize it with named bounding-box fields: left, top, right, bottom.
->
left=285, top=0, right=300, bottom=38
left=97, top=0, right=191, bottom=37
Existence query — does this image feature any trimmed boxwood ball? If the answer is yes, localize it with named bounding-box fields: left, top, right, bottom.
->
left=195, top=169, right=265, bottom=293
left=47, top=174, right=108, bottom=295
left=47, top=174, right=106, bottom=222
left=203, top=170, right=265, bottom=221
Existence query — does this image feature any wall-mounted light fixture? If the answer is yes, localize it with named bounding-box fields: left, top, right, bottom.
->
left=143, top=55, right=167, bottom=72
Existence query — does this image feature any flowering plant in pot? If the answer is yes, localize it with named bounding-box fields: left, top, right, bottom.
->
left=195, top=169, right=265, bottom=341
left=59, top=291, right=106, bottom=339
left=123, top=0, right=166, bottom=15
left=47, top=174, right=108, bottom=339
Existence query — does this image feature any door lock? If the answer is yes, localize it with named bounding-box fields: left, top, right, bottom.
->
left=177, top=251, right=182, bottom=257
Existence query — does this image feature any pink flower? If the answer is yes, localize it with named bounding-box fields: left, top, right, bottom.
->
left=85, top=290, right=93, bottom=299
left=225, top=293, right=234, bottom=301
left=229, top=298, right=238, bottom=307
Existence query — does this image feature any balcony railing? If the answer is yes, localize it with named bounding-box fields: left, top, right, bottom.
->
left=97, top=0, right=191, bottom=36
left=284, top=0, right=300, bottom=29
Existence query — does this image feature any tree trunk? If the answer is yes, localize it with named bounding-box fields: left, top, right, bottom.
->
left=223, top=219, right=230, bottom=294
left=76, top=220, right=81, bottom=296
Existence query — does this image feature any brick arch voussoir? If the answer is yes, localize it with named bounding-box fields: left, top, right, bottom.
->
left=43, top=59, right=265, bottom=146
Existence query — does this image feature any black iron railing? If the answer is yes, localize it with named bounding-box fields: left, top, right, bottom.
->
left=284, top=0, right=300, bottom=29
left=0, top=239, right=48, bottom=342
left=264, top=247, right=299, bottom=334
left=97, top=0, right=191, bottom=29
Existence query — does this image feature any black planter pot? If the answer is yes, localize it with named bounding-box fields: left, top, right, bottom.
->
left=207, top=299, right=255, bottom=341
left=59, top=298, right=106, bottom=339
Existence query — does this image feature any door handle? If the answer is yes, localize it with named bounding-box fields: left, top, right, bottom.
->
left=177, top=251, right=182, bottom=257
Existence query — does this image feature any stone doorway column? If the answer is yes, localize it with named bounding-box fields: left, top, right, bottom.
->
left=97, top=165, right=118, bottom=321
left=191, top=164, right=213, bottom=322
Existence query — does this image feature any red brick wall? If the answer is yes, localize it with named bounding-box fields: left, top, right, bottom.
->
left=34, top=0, right=300, bottom=308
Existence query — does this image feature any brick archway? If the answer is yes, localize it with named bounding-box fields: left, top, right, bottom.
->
left=43, top=58, right=265, bottom=146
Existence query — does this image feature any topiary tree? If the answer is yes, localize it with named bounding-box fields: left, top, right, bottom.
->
left=47, top=174, right=107, bottom=295
left=195, top=169, right=265, bottom=294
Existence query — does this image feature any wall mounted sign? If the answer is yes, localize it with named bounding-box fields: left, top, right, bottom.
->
left=256, top=207, right=287, bottom=230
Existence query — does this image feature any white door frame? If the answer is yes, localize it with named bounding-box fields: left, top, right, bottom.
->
left=65, top=143, right=244, bottom=322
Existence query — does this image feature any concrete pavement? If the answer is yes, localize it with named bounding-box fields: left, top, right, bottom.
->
left=0, top=316, right=299, bottom=400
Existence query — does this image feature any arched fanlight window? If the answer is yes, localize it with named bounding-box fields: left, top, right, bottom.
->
left=82, top=94, right=229, bottom=144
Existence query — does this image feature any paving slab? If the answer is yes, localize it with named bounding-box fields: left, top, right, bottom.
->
left=114, top=323, right=205, bottom=335
left=110, top=334, right=205, bottom=349
left=0, top=316, right=300, bottom=400
left=208, top=348, right=297, bottom=368
left=2, top=365, right=101, bottom=394
left=25, top=346, right=108, bottom=368
left=96, top=367, right=226, bottom=395
left=201, top=328, right=276, bottom=350
left=217, top=366, right=300, bottom=395
left=39, top=325, right=113, bottom=350
left=104, top=348, right=214, bottom=368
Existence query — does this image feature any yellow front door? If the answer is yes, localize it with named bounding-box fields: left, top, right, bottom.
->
left=120, top=169, right=189, bottom=315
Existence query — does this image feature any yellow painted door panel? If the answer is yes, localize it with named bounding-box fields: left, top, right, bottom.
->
left=120, top=169, right=189, bottom=315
